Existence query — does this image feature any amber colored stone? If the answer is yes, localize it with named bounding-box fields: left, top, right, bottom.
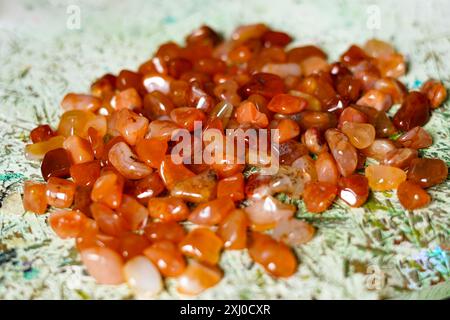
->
left=129, top=172, right=165, bottom=205
left=114, top=88, right=142, bottom=110
left=302, top=128, right=327, bottom=154
left=73, top=186, right=93, bottom=217
left=49, top=210, right=88, bottom=239
left=135, top=138, right=168, bottom=170
left=90, top=171, right=124, bottom=209
left=114, top=109, right=149, bottom=146
left=278, top=140, right=308, bottom=165
left=63, top=135, right=94, bottom=164
left=357, top=89, right=393, bottom=112
left=398, top=126, right=433, bottom=149
left=118, top=233, right=151, bottom=260
left=108, top=142, right=152, bottom=180
left=159, top=155, right=195, bottom=190
left=143, top=240, right=186, bottom=277
left=261, top=30, right=292, bottom=47
left=179, top=228, right=223, bottom=265
left=235, top=101, right=269, bottom=128
left=70, top=160, right=101, bottom=186
left=46, top=177, right=76, bottom=208
left=273, top=218, right=315, bottom=246
left=147, top=196, right=189, bottom=222
left=298, top=111, right=337, bottom=132
left=25, top=135, right=65, bottom=160
left=271, top=118, right=300, bottom=143
left=238, top=73, right=285, bottom=99
left=287, top=45, right=327, bottom=63
left=61, top=93, right=102, bottom=112
left=338, top=174, right=369, bottom=207
left=91, top=73, right=116, bottom=99
left=341, top=122, right=376, bottom=149
left=216, top=173, right=245, bottom=202
left=248, top=232, right=297, bottom=277
left=217, top=209, right=248, bottom=250
left=143, top=73, right=172, bottom=95
left=340, top=45, right=368, bottom=66
left=325, top=129, right=358, bottom=177
left=168, top=58, right=193, bottom=79
left=337, top=106, right=369, bottom=129
left=303, top=181, right=338, bottom=213
left=177, top=261, right=222, bottom=295
left=147, top=119, right=182, bottom=141
left=171, top=170, right=217, bottom=203
left=30, top=124, right=56, bottom=143
left=407, top=158, right=448, bottom=188
left=393, top=91, right=430, bottom=131
left=170, top=107, right=206, bottom=131
left=421, top=79, right=447, bottom=109
left=99, top=136, right=126, bottom=166
left=80, top=247, right=125, bottom=285
left=143, top=91, right=175, bottom=120
left=75, top=219, right=120, bottom=252
left=116, top=69, right=145, bottom=94
left=336, top=75, right=362, bottom=102
left=351, top=104, right=397, bottom=138
left=373, top=78, right=407, bottom=104
left=23, top=181, right=48, bottom=214
left=381, top=148, right=418, bottom=169
left=87, top=127, right=104, bottom=159
left=116, top=195, right=149, bottom=231
left=315, top=152, right=339, bottom=185
left=361, top=138, right=396, bottom=161
left=144, top=221, right=186, bottom=243
left=40, top=148, right=71, bottom=181
left=365, top=165, right=406, bottom=191
left=397, top=181, right=431, bottom=210
left=267, top=94, right=307, bottom=115
left=91, top=202, right=128, bottom=237
left=188, top=197, right=235, bottom=226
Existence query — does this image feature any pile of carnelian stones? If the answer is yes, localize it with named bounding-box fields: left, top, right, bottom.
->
left=22, top=23, right=447, bottom=297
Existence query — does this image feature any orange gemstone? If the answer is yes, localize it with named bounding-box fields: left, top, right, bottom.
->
left=61, top=93, right=102, bottom=112
left=115, top=109, right=149, bottom=146
left=218, top=209, right=248, bottom=250
left=147, top=197, right=189, bottom=222
left=179, top=228, right=223, bottom=265
left=239, top=73, right=286, bottom=99
left=325, top=128, right=358, bottom=177
left=25, top=136, right=65, bottom=160
left=118, top=233, right=151, bottom=260
left=170, top=107, right=206, bottom=132
left=129, top=172, right=165, bottom=205
left=143, top=240, right=186, bottom=277
left=248, top=232, right=297, bottom=277
left=407, top=158, right=448, bottom=188
left=116, top=194, right=149, bottom=231
left=144, top=221, right=186, bottom=243
left=23, top=181, right=48, bottom=214
left=80, top=247, right=125, bottom=285
left=397, top=181, right=431, bottom=210
left=91, top=202, right=129, bottom=236
left=267, top=94, right=307, bottom=114
left=421, top=79, right=447, bottom=109
left=398, top=127, right=432, bottom=149
left=30, top=124, right=56, bottom=143
left=70, top=160, right=101, bottom=187
left=303, top=181, right=338, bottom=213
left=159, top=155, right=195, bottom=190
left=49, top=210, right=88, bottom=239
left=177, top=261, right=222, bottom=295
left=315, top=152, right=339, bottom=185
left=63, top=135, right=94, bottom=164
left=341, top=122, right=376, bottom=149
left=114, top=88, right=142, bottom=110
left=235, top=101, right=269, bottom=128
left=45, top=177, right=76, bottom=208
left=90, top=171, right=124, bottom=209
left=217, top=173, right=245, bottom=202
left=108, top=142, right=152, bottom=180
left=188, top=197, right=235, bottom=226
left=143, top=91, right=175, bottom=120
left=41, top=148, right=71, bottom=181
left=135, top=138, right=168, bottom=169
left=171, top=170, right=218, bottom=203
left=365, top=165, right=407, bottom=191
left=338, top=174, right=369, bottom=207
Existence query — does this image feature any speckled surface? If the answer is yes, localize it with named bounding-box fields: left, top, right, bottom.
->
left=0, top=0, right=449, bottom=299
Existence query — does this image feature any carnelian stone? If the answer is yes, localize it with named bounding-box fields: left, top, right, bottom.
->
left=303, top=181, right=338, bottom=213
left=143, top=91, right=175, bottom=120
left=338, top=174, right=369, bottom=207
left=170, top=107, right=206, bottom=131
left=421, top=79, right=447, bottom=109
left=90, top=171, right=124, bottom=209
left=381, top=148, right=418, bottom=169
left=315, top=152, right=339, bottom=185
left=87, top=127, right=104, bottom=159
left=235, top=101, right=269, bottom=128
left=49, top=210, right=88, bottom=239
left=116, top=194, right=149, bottom=231
left=70, top=160, right=101, bottom=187
left=287, top=45, right=327, bottom=63
left=118, top=233, right=151, bottom=260
left=23, top=181, right=48, bottom=214
left=397, top=181, right=431, bottom=210
left=177, top=261, right=222, bottom=295
left=179, top=228, right=223, bottom=265
left=130, top=172, right=165, bottom=205
left=279, top=140, right=309, bottom=165
left=365, top=165, right=406, bottom=191
left=248, top=232, right=297, bottom=277
left=217, top=173, right=245, bottom=202
left=398, top=127, right=432, bottom=149
left=218, top=209, right=248, bottom=250
left=238, top=73, right=285, bottom=99
left=114, top=109, right=149, bottom=146
left=116, top=69, right=144, bottom=94
left=46, top=177, right=76, bottom=208
left=144, top=221, right=186, bottom=243
left=271, top=118, right=300, bottom=143
left=41, top=148, right=71, bottom=181
left=325, top=129, right=358, bottom=177
left=73, top=186, right=93, bottom=217
left=63, top=135, right=94, bottom=164
left=91, top=202, right=129, bottom=237
left=25, top=136, right=65, bottom=160
left=159, top=155, right=195, bottom=190
left=61, top=93, right=102, bottom=112
left=135, top=138, right=168, bottom=169
left=407, top=158, right=448, bottom=188
left=267, top=94, right=307, bottom=114
left=338, top=106, right=369, bottom=129
left=143, top=240, right=186, bottom=277
left=171, top=170, right=218, bottom=203
left=147, top=197, right=189, bottom=222
left=91, top=73, right=116, bottom=99
left=80, top=247, right=125, bottom=285
left=114, top=88, right=142, bottom=110
left=189, top=197, right=235, bottom=225
left=393, top=91, right=430, bottom=131
left=341, top=122, right=376, bottom=149
left=30, top=124, right=56, bottom=143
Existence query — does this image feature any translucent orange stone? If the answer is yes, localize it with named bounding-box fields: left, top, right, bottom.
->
left=188, top=197, right=235, bottom=226
left=116, top=195, right=149, bottom=231
left=421, top=79, right=447, bottom=109
left=357, top=89, right=393, bottom=112
left=361, top=138, right=396, bottom=161
left=118, top=233, right=151, bottom=260
left=25, top=135, right=65, bottom=160
left=171, top=170, right=218, bottom=203
left=147, top=196, right=189, bottom=222
left=325, top=129, right=358, bottom=177
left=91, top=202, right=129, bottom=237
left=235, top=101, right=269, bottom=128
left=397, top=126, right=432, bottom=149
left=129, top=172, right=165, bottom=205
left=298, top=111, right=337, bottom=132
left=143, top=91, right=175, bottom=120
left=57, top=110, right=95, bottom=138
left=170, top=107, right=206, bottom=131
left=365, top=165, right=407, bottom=191
left=271, top=118, right=300, bottom=143
left=63, top=135, right=94, bottom=164
left=341, top=122, right=376, bottom=149
left=179, top=228, right=223, bottom=265
left=337, top=106, right=369, bottom=129
left=397, top=181, right=431, bottom=210
left=287, top=45, right=327, bottom=63
left=279, top=140, right=309, bottom=165
left=41, top=148, right=71, bottom=181
left=144, top=221, right=186, bottom=243
left=108, top=142, right=152, bottom=180
left=407, top=158, right=448, bottom=188
left=381, top=148, right=418, bottom=169
left=303, top=181, right=338, bottom=213
left=143, top=73, right=172, bottom=95
left=91, top=73, right=116, bottom=99
left=273, top=218, right=315, bottom=246
left=45, top=177, right=76, bottom=208
left=393, top=91, right=430, bottom=131
left=159, top=155, right=195, bottom=190
left=147, top=119, right=182, bottom=141
left=217, top=173, right=245, bottom=202
left=73, top=186, right=93, bottom=217
left=80, top=247, right=125, bottom=285
left=267, top=94, right=307, bottom=115
left=114, top=109, right=149, bottom=146
left=248, top=232, right=297, bottom=277
left=338, top=174, right=369, bottom=207
left=23, top=181, right=48, bottom=214
left=135, top=138, right=168, bottom=169
left=116, top=69, right=145, bottom=93
left=61, top=93, right=102, bottom=112
left=49, top=210, right=88, bottom=239
left=87, top=127, right=104, bottom=160
left=143, top=240, right=186, bottom=277
left=340, top=45, right=368, bottom=67
left=238, top=72, right=286, bottom=99
left=217, top=209, right=248, bottom=250
left=30, top=124, right=56, bottom=143
left=70, top=160, right=101, bottom=186
left=114, top=88, right=142, bottom=110
left=177, top=261, right=222, bottom=295
left=90, top=171, right=124, bottom=209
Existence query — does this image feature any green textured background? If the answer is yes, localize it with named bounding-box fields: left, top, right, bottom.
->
left=0, top=0, right=449, bottom=299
